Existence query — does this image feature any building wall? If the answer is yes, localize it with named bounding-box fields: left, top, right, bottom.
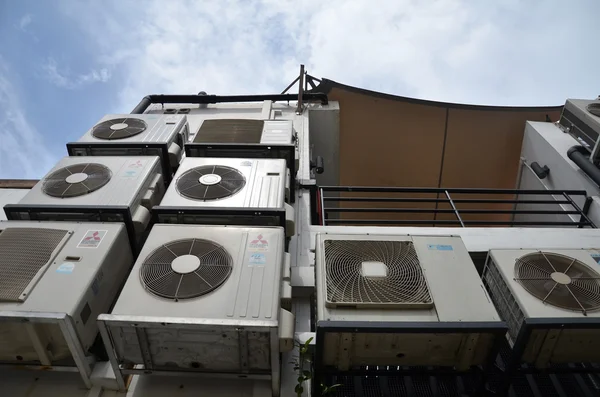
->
left=313, top=79, right=563, bottom=224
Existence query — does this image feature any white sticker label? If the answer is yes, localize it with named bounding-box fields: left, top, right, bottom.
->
left=120, top=159, right=147, bottom=179
left=248, top=234, right=270, bottom=252
left=249, top=253, right=266, bottom=266
left=77, top=230, right=107, bottom=249
left=56, top=262, right=75, bottom=274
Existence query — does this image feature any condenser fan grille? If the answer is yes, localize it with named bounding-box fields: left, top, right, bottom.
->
left=91, top=118, right=147, bottom=140
left=324, top=240, right=432, bottom=308
left=514, top=252, right=600, bottom=315
left=194, top=119, right=264, bottom=143
left=587, top=103, right=600, bottom=117
left=42, top=163, right=111, bottom=198
left=140, top=238, right=233, bottom=300
left=176, top=165, right=246, bottom=200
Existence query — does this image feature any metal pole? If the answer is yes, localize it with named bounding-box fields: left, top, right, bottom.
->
left=445, top=190, right=465, bottom=227
left=296, top=65, right=305, bottom=115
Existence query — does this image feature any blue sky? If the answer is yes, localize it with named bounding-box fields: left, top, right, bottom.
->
left=1, top=0, right=600, bottom=179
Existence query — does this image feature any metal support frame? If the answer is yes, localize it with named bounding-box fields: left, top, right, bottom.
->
left=66, top=141, right=174, bottom=184
left=497, top=317, right=600, bottom=397
left=152, top=206, right=287, bottom=230
left=0, top=311, right=94, bottom=388
left=3, top=204, right=139, bottom=253
left=313, top=321, right=507, bottom=397
left=130, top=92, right=328, bottom=114
left=97, top=314, right=279, bottom=392
left=317, top=186, right=596, bottom=228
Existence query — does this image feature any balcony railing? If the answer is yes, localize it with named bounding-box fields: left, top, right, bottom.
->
left=314, top=186, right=596, bottom=228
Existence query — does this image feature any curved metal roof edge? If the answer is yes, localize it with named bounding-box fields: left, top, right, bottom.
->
left=312, top=78, right=564, bottom=112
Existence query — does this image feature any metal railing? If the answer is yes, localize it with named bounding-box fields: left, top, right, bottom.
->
left=316, top=186, right=596, bottom=228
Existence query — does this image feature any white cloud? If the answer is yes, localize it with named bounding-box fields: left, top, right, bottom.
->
left=42, top=58, right=111, bottom=90
left=57, top=0, right=600, bottom=108
left=18, top=14, right=32, bottom=31
left=0, top=58, right=58, bottom=179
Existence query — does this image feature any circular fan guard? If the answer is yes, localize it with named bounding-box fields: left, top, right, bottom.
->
left=42, top=163, right=111, bottom=198
left=587, top=103, right=600, bottom=118
left=91, top=118, right=147, bottom=140
left=514, top=252, right=600, bottom=315
left=140, top=238, right=233, bottom=300
left=176, top=165, right=246, bottom=201
left=324, top=240, right=432, bottom=307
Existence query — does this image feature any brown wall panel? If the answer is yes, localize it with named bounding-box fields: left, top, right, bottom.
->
left=317, top=79, right=562, bottom=226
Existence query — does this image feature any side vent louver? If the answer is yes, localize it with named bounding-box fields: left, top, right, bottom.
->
left=0, top=228, right=69, bottom=302
left=483, top=256, right=524, bottom=341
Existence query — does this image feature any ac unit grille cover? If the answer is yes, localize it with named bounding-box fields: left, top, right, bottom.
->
left=0, top=228, right=68, bottom=302
left=176, top=165, right=246, bottom=201
left=324, top=240, right=433, bottom=308
left=588, top=103, right=600, bottom=117
left=92, top=117, right=147, bottom=140
left=42, top=163, right=112, bottom=198
left=514, top=252, right=600, bottom=314
left=140, top=238, right=233, bottom=300
left=194, top=119, right=264, bottom=144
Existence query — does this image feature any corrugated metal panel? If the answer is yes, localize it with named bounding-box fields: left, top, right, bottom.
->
left=0, top=189, right=30, bottom=221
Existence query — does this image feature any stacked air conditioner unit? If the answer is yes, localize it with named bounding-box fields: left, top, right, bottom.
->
left=185, top=119, right=298, bottom=200
left=483, top=249, right=600, bottom=367
left=67, top=114, right=190, bottom=181
left=0, top=103, right=298, bottom=392
left=98, top=224, right=294, bottom=396
left=314, top=233, right=506, bottom=372
left=4, top=156, right=165, bottom=250
left=154, top=157, right=295, bottom=238
left=0, top=221, right=133, bottom=386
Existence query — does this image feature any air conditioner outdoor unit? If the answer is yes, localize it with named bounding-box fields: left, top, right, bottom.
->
left=185, top=119, right=297, bottom=201
left=483, top=249, right=600, bottom=367
left=559, top=99, right=600, bottom=160
left=314, top=233, right=506, bottom=374
left=0, top=220, right=133, bottom=387
left=154, top=157, right=295, bottom=238
left=66, top=114, right=189, bottom=182
left=98, top=224, right=294, bottom=396
left=3, top=156, right=164, bottom=250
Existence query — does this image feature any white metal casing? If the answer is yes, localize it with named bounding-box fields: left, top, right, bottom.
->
left=315, top=233, right=503, bottom=371
left=0, top=189, right=29, bottom=220
left=0, top=221, right=132, bottom=365
left=99, top=224, right=293, bottom=395
left=155, top=157, right=295, bottom=237
left=515, top=121, right=600, bottom=226
left=67, top=114, right=190, bottom=176
left=5, top=156, right=164, bottom=238
left=484, top=248, right=600, bottom=366
left=560, top=99, right=600, bottom=154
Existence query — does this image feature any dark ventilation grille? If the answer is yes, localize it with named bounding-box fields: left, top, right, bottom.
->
left=194, top=119, right=264, bottom=143
left=0, top=228, right=68, bottom=302
left=92, top=118, right=147, bottom=140
left=42, top=163, right=112, bottom=198
left=176, top=165, right=246, bottom=201
left=140, top=239, right=233, bottom=301
left=324, top=240, right=432, bottom=308
left=587, top=103, right=600, bottom=118
left=514, top=252, right=600, bottom=315
left=483, top=258, right=525, bottom=341
left=163, top=109, right=177, bottom=114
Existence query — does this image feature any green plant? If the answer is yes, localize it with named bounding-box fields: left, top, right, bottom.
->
left=291, top=337, right=341, bottom=396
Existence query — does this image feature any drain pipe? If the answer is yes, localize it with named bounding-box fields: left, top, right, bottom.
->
left=568, top=145, right=600, bottom=186
left=130, top=92, right=329, bottom=114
